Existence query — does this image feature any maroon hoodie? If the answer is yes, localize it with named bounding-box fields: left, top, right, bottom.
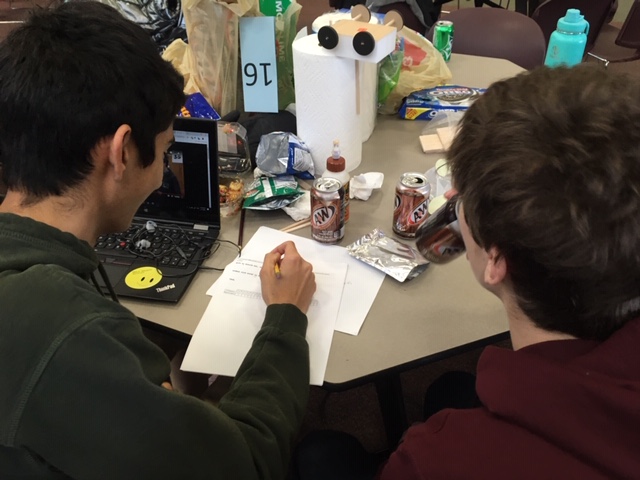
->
left=378, top=318, right=640, bottom=479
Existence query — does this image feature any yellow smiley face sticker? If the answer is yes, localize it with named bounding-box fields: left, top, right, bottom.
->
left=124, top=266, right=163, bottom=290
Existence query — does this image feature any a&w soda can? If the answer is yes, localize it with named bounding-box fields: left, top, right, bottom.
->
left=433, top=20, right=454, bottom=62
left=415, top=194, right=465, bottom=264
left=393, top=172, right=431, bottom=238
left=311, top=177, right=344, bottom=244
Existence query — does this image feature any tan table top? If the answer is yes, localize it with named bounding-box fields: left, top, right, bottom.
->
left=123, top=53, right=525, bottom=385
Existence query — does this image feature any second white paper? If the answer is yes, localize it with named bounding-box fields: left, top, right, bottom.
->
left=182, top=256, right=347, bottom=386
left=213, top=226, right=386, bottom=335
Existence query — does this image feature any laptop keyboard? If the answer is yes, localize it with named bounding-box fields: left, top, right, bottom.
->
left=94, top=222, right=213, bottom=269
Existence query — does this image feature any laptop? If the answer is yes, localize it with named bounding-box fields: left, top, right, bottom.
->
left=95, top=116, right=221, bottom=303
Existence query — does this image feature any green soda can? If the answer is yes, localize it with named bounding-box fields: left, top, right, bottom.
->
left=433, top=20, right=454, bottom=62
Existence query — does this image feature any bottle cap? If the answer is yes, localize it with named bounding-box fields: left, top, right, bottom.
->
left=557, top=9, right=589, bottom=34
left=327, top=139, right=346, bottom=172
left=327, top=155, right=346, bottom=172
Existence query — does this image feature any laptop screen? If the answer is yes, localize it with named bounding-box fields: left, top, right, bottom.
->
left=136, top=116, right=221, bottom=229
left=0, top=117, right=221, bottom=231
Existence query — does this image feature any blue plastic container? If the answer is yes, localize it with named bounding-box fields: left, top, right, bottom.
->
left=544, top=9, right=590, bottom=67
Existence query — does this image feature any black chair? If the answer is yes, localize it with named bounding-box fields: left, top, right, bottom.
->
left=373, top=2, right=432, bottom=33
left=329, top=0, right=451, bottom=32
left=474, top=0, right=512, bottom=9
left=612, top=0, right=640, bottom=62
left=426, top=7, right=546, bottom=70
left=588, top=0, right=640, bottom=66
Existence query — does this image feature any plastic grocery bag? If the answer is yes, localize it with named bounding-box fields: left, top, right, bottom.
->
left=163, top=0, right=260, bottom=116
left=378, top=36, right=404, bottom=107
left=66, top=0, right=185, bottom=50
left=378, top=27, right=452, bottom=115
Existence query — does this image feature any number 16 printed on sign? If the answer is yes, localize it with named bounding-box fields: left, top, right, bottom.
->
left=239, top=16, right=279, bottom=113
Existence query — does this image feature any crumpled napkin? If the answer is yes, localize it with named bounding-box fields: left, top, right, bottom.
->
left=350, top=172, right=384, bottom=200
left=283, top=190, right=311, bottom=221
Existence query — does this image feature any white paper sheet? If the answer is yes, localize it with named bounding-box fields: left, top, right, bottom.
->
left=182, top=256, right=347, bottom=386
left=209, top=226, right=386, bottom=335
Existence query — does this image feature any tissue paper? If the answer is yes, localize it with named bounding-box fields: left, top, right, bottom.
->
left=293, top=34, right=378, bottom=176
left=350, top=172, right=384, bottom=200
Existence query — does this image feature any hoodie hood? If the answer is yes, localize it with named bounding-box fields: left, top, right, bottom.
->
left=0, top=213, right=97, bottom=278
left=478, top=318, right=640, bottom=477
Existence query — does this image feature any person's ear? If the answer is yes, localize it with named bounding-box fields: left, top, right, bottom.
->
left=444, top=188, right=458, bottom=200
left=108, top=124, right=133, bottom=181
left=484, top=246, right=507, bottom=286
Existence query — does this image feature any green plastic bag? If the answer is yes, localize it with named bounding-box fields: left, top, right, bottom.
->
left=259, top=0, right=301, bottom=109
left=378, top=36, right=404, bottom=107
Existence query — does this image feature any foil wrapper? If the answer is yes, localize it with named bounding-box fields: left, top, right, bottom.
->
left=347, top=229, right=429, bottom=282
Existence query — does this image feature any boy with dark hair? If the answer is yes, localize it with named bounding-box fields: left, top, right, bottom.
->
left=295, top=66, right=640, bottom=479
left=0, top=2, right=316, bottom=479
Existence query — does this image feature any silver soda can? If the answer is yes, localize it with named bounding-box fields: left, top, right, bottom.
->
left=415, top=194, right=465, bottom=264
left=393, top=172, right=431, bottom=238
left=311, top=177, right=345, bottom=244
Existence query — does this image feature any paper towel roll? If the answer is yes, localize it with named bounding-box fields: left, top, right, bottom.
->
left=293, top=34, right=378, bottom=175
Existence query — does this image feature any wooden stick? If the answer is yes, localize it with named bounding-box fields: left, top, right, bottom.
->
left=280, top=218, right=308, bottom=231
left=355, top=60, right=361, bottom=115
left=237, top=207, right=246, bottom=250
left=280, top=218, right=311, bottom=234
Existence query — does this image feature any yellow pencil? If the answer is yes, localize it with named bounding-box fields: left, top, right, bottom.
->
left=274, top=263, right=281, bottom=279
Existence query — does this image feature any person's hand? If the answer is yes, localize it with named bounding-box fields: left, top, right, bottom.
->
left=260, top=241, right=316, bottom=314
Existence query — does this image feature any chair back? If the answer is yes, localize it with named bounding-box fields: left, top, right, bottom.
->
left=427, top=8, right=546, bottom=70
left=531, top=0, right=614, bottom=53
left=616, top=0, right=640, bottom=50
left=375, top=3, right=430, bottom=33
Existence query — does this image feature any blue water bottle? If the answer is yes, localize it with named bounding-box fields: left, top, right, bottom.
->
left=544, top=9, right=590, bottom=67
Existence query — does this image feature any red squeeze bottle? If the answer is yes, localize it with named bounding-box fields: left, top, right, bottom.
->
left=322, top=140, right=350, bottom=223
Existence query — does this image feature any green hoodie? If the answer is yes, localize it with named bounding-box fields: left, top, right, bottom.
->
left=0, top=213, right=310, bottom=480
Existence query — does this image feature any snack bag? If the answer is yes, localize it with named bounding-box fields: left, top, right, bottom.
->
left=179, top=92, right=221, bottom=120
left=399, top=85, right=486, bottom=120
left=255, top=132, right=315, bottom=179
left=243, top=175, right=303, bottom=210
